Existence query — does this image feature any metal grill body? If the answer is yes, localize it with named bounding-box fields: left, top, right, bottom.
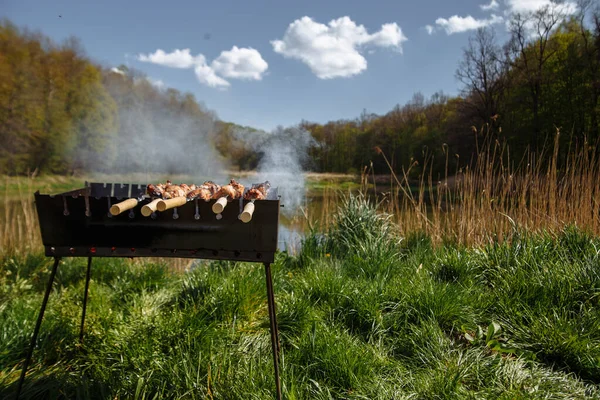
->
left=35, top=182, right=280, bottom=262
left=17, top=182, right=283, bottom=400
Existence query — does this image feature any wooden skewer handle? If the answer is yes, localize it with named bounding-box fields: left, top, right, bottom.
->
left=141, top=199, right=161, bottom=217
left=157, top=196, right=187, bottom=212
left=110, top=198, right=139, bottom=216
left=240, top=202, right=255, bottom=223
left=212, top=197, right=228, bottom=214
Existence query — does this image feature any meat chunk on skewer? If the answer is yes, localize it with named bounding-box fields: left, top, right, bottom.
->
left=147, top=184, right=164, bottom=198
left=163, top=184, right=186, bottom=199
left=147, top=180, right=196, bottom=199
left=244, top=181, right=271, bottom=200
left=214, top=179, right=245, bottom=200
left=187, top=181, right=220, bottom=201
left=202, top=181, right=221, bottom=196
left=187, top=187, right=211, bottom=201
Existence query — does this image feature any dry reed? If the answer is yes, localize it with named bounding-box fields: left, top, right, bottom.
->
left=375, top=130, right=600, bottom=246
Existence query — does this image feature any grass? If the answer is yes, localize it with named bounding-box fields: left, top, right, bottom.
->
left=371, top=131, right=600, bottom=246
left=1, top=195, right=599, bottom=399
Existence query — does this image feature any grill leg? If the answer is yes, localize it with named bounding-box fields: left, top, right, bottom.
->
left=15, top=257, right=61, bottom=400
left=79, top=257, right=93, bottom=344
left=264, top=263, right=282, bottom=400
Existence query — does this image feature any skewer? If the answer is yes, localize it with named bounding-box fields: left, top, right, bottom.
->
left=157, top=196, right=187, bottom=212
left=110, top=197, right=142, bottom=216
left=240, top=201, right=255, bottom=223
left=212, top=197, right=228, bottom=214
left=240, top=181, right=270, bottom=223
left=212, top=179, right=245, bottom=215
left=141, top=199, right=161, bottom=217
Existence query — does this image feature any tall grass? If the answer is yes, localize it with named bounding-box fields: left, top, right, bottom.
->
left=0, top=178, right=40, bottom=256
left=2, top=198, right=599, bottom=398
left=375, top=131, right=600, bottom=246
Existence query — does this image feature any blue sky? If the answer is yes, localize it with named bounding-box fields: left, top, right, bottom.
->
left=3, top=0, right=564, bottom=130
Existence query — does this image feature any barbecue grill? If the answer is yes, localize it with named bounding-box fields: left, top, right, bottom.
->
left=16, top=182, right=283, bottom=400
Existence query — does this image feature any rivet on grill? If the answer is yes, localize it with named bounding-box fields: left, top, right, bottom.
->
left=256, top=253, right=262, bottom=259
left=90, top=247, right=96, bottom=254
left=213, top=250, right=219, bottom=256
left=171, top=249, right=177, bottom=254
left=128, top=210, right=135, bottom=219
left=50, top=247, right=55, bottom=253
left=173, top=208, right=179, bottom=220
left=111, top=246, right=116, bottom=252
left=216, top=214, right=222, bottom=220
left=131, top=248, right=136, bottom=253
left=190, top=249, right=197, bottom=255
left=69, top=247, right=76, bottom=254
left=234, top=251, right=240, bottom=257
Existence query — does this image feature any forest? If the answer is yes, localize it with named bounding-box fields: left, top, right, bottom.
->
left=1, top=2, right=599, bottom=177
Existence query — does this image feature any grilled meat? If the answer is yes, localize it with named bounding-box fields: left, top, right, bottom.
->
left=187, top=187, right=211, bottom=201
left=148, top=181, right=196, bottom=199
left=163, top=184, right=186, bottom=199
left=186, top=181, right=222, bottom=201
left=244, top=181, right=271, bottom=200
left=215, top=179, right=245, bottom=200
left=202, top=181, right=221, bottom=196
left=147, top=184, right=164, bottom=197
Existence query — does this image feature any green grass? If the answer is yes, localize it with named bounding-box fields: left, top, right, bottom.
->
left=1, top=196, right=600, bottom=398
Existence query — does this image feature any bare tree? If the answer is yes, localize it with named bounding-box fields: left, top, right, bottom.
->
left=505, top=3, right=568, bottom=149
left=576, top=0, right=600, bottom=139
left=456, top=27, right=506, bottom=125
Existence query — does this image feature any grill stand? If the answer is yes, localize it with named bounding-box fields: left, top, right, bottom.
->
left=264, top=263, right=282, bottom=400
left=15, top=258, right=282, bottom=400
left=79, top=257, right=93, bottom=344
left=15, top=257, right=61, bottom=400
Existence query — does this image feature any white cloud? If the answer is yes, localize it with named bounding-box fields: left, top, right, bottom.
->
left=435, top=14, right=503, bottom=34
left=136, top=46, right=268, bottom=89
left=425, top=25, right=435, bottom=35
left=212, top=46, right=268, bottom=80
left=505, top=0, right=577, bottom=14
left=481, top=0, right=500, bottom=11
left=110, top=67, right=125, bottom=75
left=271, top=16, right=407, bottom=79
left=194, top=64, right=231, bottom=89
left=138, top=48, right=205, bottom=69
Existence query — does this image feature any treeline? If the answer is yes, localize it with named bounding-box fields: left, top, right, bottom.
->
left=0, top=20, right=225, bottom=175
left=299, top=4, right=600, bottom=176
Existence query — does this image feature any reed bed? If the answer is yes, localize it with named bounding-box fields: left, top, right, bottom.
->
left=0, top=178, right=40, bottom=256
left=376, top=131, right=600, bottom=246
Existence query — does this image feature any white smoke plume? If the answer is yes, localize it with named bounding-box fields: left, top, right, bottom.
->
left=99, top=71, right=228, bottom=183
left=233, top=126, right=315, bottom=215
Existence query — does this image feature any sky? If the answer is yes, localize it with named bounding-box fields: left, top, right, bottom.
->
left=1, top=0, right=577, bottom=131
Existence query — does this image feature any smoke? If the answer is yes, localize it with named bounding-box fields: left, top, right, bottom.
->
left=99, top=73, right=228, bottom=183
left=234, top=126, right=315, bottom=214
left=95, top=69, right=314, bottom=216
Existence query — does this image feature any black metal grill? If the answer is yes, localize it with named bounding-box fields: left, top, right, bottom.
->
left=35, top=182, right=280, bottom=262
left=16, top=182, right=283, bottom=399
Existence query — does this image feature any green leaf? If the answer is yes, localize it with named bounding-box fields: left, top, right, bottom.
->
left=487, top=339, right=502, bottom=351
left=477, top=325, right=484, bottom=339
left=487, top=321, right=502, bottom=341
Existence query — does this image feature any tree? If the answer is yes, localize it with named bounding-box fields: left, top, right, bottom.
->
left=456, top=27, right=506, bottom=126
left=505, top=3, right=570, bottom=150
